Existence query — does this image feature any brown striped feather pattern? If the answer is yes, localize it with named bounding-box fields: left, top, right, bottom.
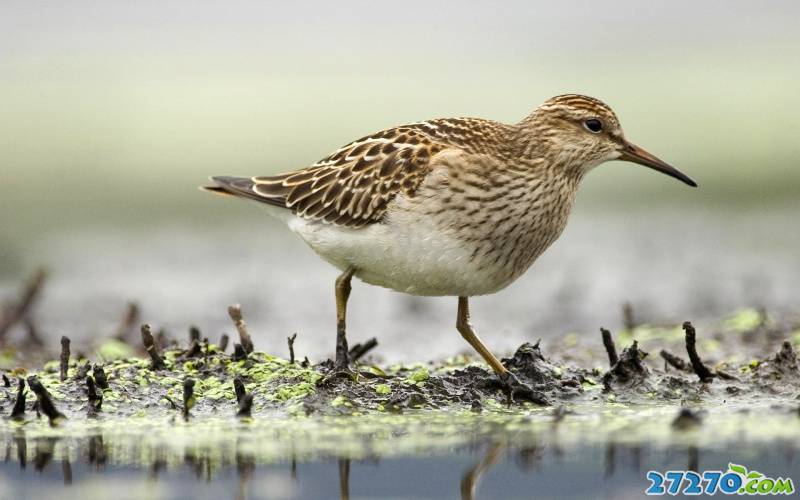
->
left=214, top=117, right=517, bottom=228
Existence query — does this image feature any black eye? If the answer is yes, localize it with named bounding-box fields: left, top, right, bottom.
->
left=584, top=119, right=603, bottom=133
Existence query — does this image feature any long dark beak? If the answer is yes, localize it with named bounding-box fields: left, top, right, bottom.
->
left=619, top=141, right=697, bottom=187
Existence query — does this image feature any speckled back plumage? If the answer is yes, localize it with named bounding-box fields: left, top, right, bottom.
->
left=212, top=117, right=522, bottom=228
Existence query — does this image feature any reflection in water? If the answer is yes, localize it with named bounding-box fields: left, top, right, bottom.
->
left=236, top=449, right=255, bottom=500
left=461, top=443, right=504, bottom=500
left=339, top=459, right=350, bottom=500
left=0, top=412, right=797, bottom=500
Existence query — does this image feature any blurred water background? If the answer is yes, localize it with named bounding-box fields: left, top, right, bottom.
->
left=1, top=0, right=799, bottom=363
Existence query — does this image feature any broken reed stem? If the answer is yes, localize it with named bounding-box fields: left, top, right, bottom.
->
left=600, top=328, right=619, bottom=366
left=660, top=350, right=689, bottom=371
left=622, top=302, right=636, bottom=331
left=237, top=394, right=254, bottom=418
left=59, top=336, right=71, bottom=381
left=141, top=324, right=167, bottom=370
left=0, top=268, right=46, bottom=339
left=219, top=334, right=230, bottom=353
left=27, top=375, right=65, bottom=424
left=228, top=304, right=254, bottom=354
left=349, top=337, right=378, bottom=363
left=287, top=333, right=297, bottom=364
left=113, top=302, right=139, bottom=341
left=10, top=378, right=26, bottom=419
left=683, top=321, right=714, bottom=382
left=183, top=378, right=196, bottom=420
left=189, top=326, right=201, bottom=343
left=86, top=376, right=103, bottom=413
left=232, top=343, right=248, bottom=361
left=233, top=376, right=246, bottom=404
left=182, top=339, right=202, bottom=359
left=93, top=364, right=109, bottom=390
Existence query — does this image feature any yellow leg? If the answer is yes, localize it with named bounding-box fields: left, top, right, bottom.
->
left=456, top=297, right=508, bottom=375
left=334, top=267, right=355, bottom=369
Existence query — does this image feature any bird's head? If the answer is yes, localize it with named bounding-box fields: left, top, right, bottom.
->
left=520, top=94, right=696, bottom=187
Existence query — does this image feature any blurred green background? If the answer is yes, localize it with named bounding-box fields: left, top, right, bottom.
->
left=2, top=0, right=798, bottom=243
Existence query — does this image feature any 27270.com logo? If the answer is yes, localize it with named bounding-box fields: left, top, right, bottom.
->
left=646, top=463, right=794, bottom=496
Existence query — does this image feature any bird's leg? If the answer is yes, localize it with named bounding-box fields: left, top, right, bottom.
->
left=329, top=267, right=357, bottom=379
left=456, top=297, right=548, bottom=405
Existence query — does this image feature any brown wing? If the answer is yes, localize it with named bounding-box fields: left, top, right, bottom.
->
left=209, top=127, right=452, bottom=228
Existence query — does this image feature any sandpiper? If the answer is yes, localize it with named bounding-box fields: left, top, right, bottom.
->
left=204, top=94, right=696, bottom=400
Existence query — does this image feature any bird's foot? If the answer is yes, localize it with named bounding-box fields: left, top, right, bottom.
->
left=494, top=371, right=550, bottom=406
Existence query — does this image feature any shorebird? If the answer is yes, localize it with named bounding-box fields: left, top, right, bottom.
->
left=204, top=94, right=696, bottom=400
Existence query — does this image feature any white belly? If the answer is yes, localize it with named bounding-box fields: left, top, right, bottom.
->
left=286, top=214, right=504, bottom=296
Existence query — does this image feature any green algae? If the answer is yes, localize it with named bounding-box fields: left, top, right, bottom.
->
left=723, top=308, right=768, bottom=333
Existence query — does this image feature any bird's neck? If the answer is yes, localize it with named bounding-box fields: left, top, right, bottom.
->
left=506, top=124, right=589, bottom=185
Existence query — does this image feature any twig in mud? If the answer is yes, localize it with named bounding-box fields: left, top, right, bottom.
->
left=86, top=376, right=103, bottom=413
left=349, top=337, right=378, bottom=363
left=715, top=369, right=738, bottom=381
left=682, top=321, right=714, bottom=382
left=228, top=305, right=254, bottom=354
left=600, top=328, right=618, bottom=366
left=602, top=340, right=648, bottom=391
left=60, top=336, right=71, bottom=381
left=93, top=364, right=109, bottom=390
left=237, top=393, right=254, bottom=418
left=660, top=350, right=689, bottom=372
left=182, top=340, right=202, bottom=359
left=162, top=395, right=178, bottom=410
left=189, top=326, right=201, bottom=344
left=2, top=373, right=10, bottom=387
left=219, top=334, right=229, bottom=353
left=182, top=378, right=196, bottom=420
left=232, top=343, right=248, bottom=361
left=180, top=326, right=203, bottom=358
left=27, top=375, right=65, bottom=424
left=287, top=333, right=297, bottom=364
left=622, top=302, right=636, bottom=331
left=10, top=378, right=26, bottom=419
left=0, top=268, right=46, bottom=340
left=141, top=324, right=167, bottom=370
left=233, top=376, right=246, bottom=404
left=112, top=302, right=139, bottom=342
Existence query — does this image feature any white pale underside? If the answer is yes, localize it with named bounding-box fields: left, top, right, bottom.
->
left=281, top=208, right=499, bottom=296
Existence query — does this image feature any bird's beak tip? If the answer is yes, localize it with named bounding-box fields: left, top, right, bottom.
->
left=619, top=141, right=697, bottom=188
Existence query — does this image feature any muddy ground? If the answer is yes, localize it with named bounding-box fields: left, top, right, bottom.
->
left=1, top=302, right=798, bottom=421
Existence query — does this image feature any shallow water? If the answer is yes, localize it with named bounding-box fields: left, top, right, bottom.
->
left=1, top=408, right=797, bottom=500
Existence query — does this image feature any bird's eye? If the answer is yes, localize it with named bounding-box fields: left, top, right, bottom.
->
left=584, top=119, right=603, bottom=133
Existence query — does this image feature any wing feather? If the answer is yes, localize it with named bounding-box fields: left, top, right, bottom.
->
left=210, top=127, right=451, bottom=227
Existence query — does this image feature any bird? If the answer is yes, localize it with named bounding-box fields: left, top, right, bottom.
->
left=203, top=94, right=696, bottom=400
